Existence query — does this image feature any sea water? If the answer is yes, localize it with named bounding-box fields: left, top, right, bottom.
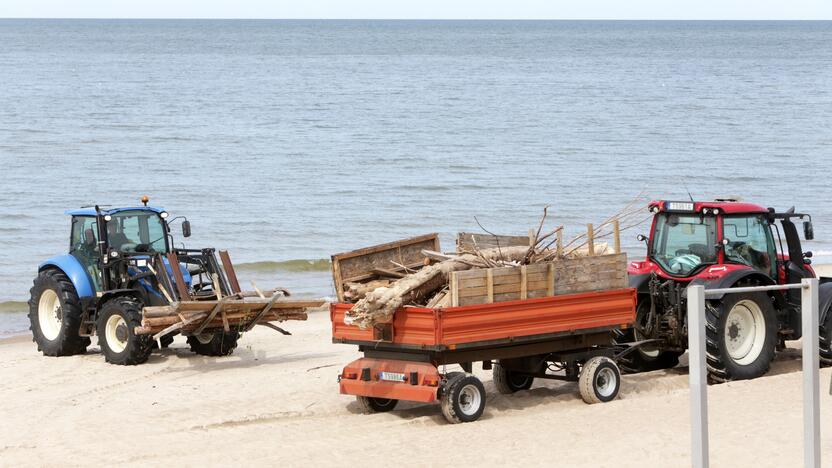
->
left=1, top=19, right=831, bottom=336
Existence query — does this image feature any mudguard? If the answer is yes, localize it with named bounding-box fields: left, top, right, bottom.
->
left=39, top=255, right=94, bottom=298
left=688, top=269, right=776, bottom=300
left=628, top=274, right=651, bottom=294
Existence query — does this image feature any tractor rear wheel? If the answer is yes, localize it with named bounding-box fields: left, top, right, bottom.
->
left=96, top=297, right=152, bottom=365
left=187, top=331, right=240, bottom=356
left=28, top=269, right=90, bottom=356
left=820, top=309, right=832, bottom=367
left=706, top=291, right=777, bottom=382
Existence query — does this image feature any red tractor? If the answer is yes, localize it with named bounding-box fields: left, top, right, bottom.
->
left=621, top=199, right=832, bottom=382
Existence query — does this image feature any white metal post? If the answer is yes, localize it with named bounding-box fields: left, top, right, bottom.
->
left=687, top=285, right=709, bottom=468
left=801, top=278, right=820, bottom=468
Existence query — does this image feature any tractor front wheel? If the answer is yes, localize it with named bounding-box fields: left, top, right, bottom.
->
left=706, top=291, right=777, bottom=382
left=187, top=331, right=240, bottom=356
left=28, top=269, right=90, bottom=356
left=96, top=297, right=152, bottom=365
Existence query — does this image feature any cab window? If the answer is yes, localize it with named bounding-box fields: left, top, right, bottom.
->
left=722, top=215, right=776, bottom=276
left=69, top=216, right=102, bottom=291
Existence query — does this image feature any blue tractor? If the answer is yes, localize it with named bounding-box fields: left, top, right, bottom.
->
left=28, top=197, right=246, bottom=365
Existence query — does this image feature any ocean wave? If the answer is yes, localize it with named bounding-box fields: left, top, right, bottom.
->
left=235, top=259, right=331, bottom=273
left=0, top=301, right=28, bottom=314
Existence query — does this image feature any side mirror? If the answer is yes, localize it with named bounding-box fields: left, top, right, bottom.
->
left=182, top=220, right=191, bottom=238
left=804, top=221, right=814, bottom=240
left=636, top=234, right=648, bottom=243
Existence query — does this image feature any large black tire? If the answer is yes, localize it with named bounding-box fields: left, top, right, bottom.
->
left=440, top=373, right=486, bottom=424
left=820, top=308, right=832, bottom=367
left=28, top=269, right=90, bottom=356
left=706, top=291, right=777, bottom=382
left=96, top=296, right=153, bottom=365
left=356, top=396, right=398, bottom=413
left=492, top=361, right=535, bottom=394
left=615, top=297, right=682, bottom=373
left=187, top=331, right=240, bottom=356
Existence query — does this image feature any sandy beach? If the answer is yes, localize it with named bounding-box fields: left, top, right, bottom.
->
left=1, top=307, right=829, bottom=467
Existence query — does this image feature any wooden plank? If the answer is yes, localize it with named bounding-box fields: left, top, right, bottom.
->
left=218, top=250, right=241, bottom=294
left=486, top=269, right=494, bottom=304
left=166, top=252, right=192, bottom=301
left=547, top=263, right=555, bottom=296
left=587, top=224, right=595, bottom=256
left=520, top=265, right=528, bottom=300
left=456, top=232, right=531, bottom=253
left=613, top=220, right=621, bottom=254
left=450, top=272, right=459, bottom=307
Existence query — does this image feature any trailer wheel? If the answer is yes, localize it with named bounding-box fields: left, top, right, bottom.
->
left=579, top=356, right=621, bottom=404
left=96, top=297, right=152, bottom=365
left=28, top=269, right=90, bottom=356
left=356, top=396, right=398, bottom=413
left=706, top=291, right=777, bottom=382
left=440, top=373, right=486, bottom=424
left=820, top=308, right=832, bottom=367
left=493, top=361, right=534, bottom=394
left=187, top=331, right=240, bottom=356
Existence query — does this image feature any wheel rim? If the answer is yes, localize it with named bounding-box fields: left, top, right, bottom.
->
left=38, top=289, right=62, bottom=341
left=595, top=367, right=617, bottom=398
left=196, top=333, right=214, bottom=344
left=458, top=384, right=482, bottom=416
left=725, top=299, right=766, bottom=365
left=105, top=315, right=129, bottom=353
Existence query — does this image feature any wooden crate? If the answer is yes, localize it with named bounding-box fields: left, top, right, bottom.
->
left=456, top=232, right=532, bottom=253
left=331, top=233, right=441, bottom=303
left=449, top=253, right=628, bottom=307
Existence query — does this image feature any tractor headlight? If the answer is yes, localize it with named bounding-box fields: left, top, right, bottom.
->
left=104, top=215, right=112, bottom=221
left=160, top=211, right=169, bottom=219
left=712, top=208, right=720, bottom=214
left=110, top=250, right=119, bottom=258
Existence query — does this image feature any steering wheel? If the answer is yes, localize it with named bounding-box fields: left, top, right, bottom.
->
left=119, top=242, right=139, bottom=252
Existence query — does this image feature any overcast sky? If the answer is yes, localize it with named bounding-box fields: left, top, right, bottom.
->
left=1, top=0, right=830, bottom=20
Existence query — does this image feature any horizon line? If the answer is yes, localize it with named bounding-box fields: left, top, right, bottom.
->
left=1, top=17, right=831, bottom=21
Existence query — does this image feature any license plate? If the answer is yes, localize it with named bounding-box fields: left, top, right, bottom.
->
left=380, top=372, right=406, bottom=382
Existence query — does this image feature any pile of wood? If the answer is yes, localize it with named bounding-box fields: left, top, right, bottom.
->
left=134, top=289, right=325, bottom=339
left=332, top=202, right=648, bottom=329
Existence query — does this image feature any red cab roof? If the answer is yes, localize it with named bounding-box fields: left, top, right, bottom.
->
left=649, top=200, right=768, bottom=215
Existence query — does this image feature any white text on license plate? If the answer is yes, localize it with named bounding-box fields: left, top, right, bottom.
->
left=380, top=372, right=406, bottom=382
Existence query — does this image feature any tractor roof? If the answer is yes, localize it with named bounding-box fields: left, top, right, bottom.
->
left=65, top=206, right=166, bottom=216
left=649, top=200, right=768, bottom=215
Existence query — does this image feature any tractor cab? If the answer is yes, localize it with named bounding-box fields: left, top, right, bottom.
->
left=65, top=200, right=191, bottom=298
left=630, top=199, right=815, bottom=288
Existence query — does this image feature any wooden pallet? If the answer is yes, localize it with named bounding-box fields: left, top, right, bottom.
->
left=449, top=253, right=628, bottom=307
left=331, top=233, right=441, bottom=303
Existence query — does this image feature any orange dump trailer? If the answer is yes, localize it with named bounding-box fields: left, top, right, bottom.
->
left=332, top=287, right=636, bottom=423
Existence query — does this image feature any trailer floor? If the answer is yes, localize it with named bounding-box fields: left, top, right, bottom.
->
left=0, top=309, right=829, bottom=467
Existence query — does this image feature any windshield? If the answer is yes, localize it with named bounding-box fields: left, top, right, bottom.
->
left=651, top=213, right=717, bottom=275
left=106, top=210, right=168, bottom=254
